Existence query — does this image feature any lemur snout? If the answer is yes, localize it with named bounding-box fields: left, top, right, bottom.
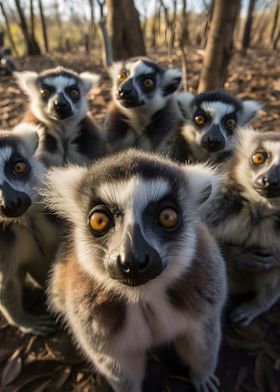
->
left=201, top=125, right=225, bottom=152
left=108, top=224, right=163, bottom=286
left=52, top=93, right=72, bottom=119
left=0, top=181, right=31, bottom=217
left=255, top=166, right=280, bottom=197
left=117, top=79, right=140, bottom=107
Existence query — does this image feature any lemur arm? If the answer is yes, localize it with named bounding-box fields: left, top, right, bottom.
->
left=220, top=243, right=280, bottom=271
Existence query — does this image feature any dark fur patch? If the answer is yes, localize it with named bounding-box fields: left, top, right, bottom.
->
left=43, top=133, right=58, bottom=153
left=192, top=90, right=242, bottom=112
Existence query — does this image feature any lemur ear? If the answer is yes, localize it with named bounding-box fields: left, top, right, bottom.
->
left=162, top=69, right=182, bottom=96
left=12, top=122, right=40, bottom=156
left=182, top=163, right=221, bottom=206
left=239, top=100, right=262, bottom=125
left=177, top=92, right=194, bottom=119
left=42, top=166, right=88, bottom=222
left=79, top=72, right=100, bottom=94
left=14, top=71, right=39, bottom=95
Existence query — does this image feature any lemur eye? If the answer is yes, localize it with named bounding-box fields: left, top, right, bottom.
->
left=118, top=70, right=129, bottom=83
left=143, top=78, right=155, bottom=89
left=69, top=88, right=80, bottom=98
left=158, top=207, right=179, bottom=230
left=12, top=160, right=28, bottom=175
left=40, top=88, right=51, bottom=98
left=251, top=152, right=267, bottom=165
left=225, top=118, right=236, bottom=129
left=194, top=115, right=206, bottom=127
left=88, top=210, right=112, bottom=235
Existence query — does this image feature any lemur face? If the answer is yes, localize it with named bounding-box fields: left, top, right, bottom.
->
left=45, top=150, right=218, bottom=293
left=180, top=91, right=261, bottom=154
left=0, top=124, right=44, bottom=220
left=110, top=58, right=182, bottom=112
left=15, top=67, right=99, bottom=124
left=235, top=129, right=280, bottom=203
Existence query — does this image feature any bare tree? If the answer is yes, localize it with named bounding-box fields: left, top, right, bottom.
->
left=270, top=0, right=280, bottom=49
left=179, top=0, right=189, bottom=48
left=241, top=0, right=257, bottom=51
left=97, top=0, right=113, bottom=66
left=107, top=0, right=146, bottom=61
left=15, top=0, right=41, bottom=55
left=38, top=0, right=49, bottom=52
left=0, top=2, right=18, bottom=55
left=87, top=0, right=97, bottom=54
left=198, top=0, right=241, bottom=92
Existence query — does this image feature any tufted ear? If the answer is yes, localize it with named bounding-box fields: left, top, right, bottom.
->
left=14, top=71, right=39, bottom=96
left=12, top=122, right=41, bottom=156
left=182, top=163, right=221, bottom=206
left=79, top=72, right=100, bottom=94
left=239, top=100, right=262, bottom=125
left=162, top=68, right=182, bottom=96
left=177, top=92, right=194, bottom=119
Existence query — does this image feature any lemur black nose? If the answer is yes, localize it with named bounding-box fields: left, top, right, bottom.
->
left=107, top=224, right=164, bottom=286
left=256, top=176, right=270, bottom=188
left=201, top=125, right=225, bottom=152
left=118, top=86, right=132, bottom=98
left=0, top=182, right=31, bottom=218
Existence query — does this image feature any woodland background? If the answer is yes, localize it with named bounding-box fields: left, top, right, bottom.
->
left=0, top=0, right=280, bottom=391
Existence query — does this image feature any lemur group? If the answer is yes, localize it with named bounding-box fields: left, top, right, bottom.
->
left=0, top=56, right=279, bottom=392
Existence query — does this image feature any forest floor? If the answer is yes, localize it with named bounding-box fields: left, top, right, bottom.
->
left=0, top=47, right=280, bottom=392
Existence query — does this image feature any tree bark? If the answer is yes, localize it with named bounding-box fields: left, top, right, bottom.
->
left=270, top=0, right=280, bottom=50
left=0, top=2, right=19, bottom=55
left=38, top=0, right=49, bottom=52
left=241, top=0, right=256, bottom=51
left=179, top=0, right=189, bottom=48
left=107, top=0, right=146, bottom=61
left=198, top=0, right=241, bottom=92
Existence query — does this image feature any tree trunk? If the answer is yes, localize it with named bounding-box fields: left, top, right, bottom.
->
left=29, top=0, right=41, bottom=54
left=38, top=0, right=49, bottom=52
left=107, top=0, right=146, bottom=61
left=0, top=2, right=19, bottom=55
left=15, top=0, right=41, bottom=55
left=179, top=0, right=189, bottom=48
left=241, top=0, right=256, bottom=51
left=270, top=0, right=280, bottom=50
left=87, top=0, right=97, bottom=54
left=198, top=0, right=241, bottom=92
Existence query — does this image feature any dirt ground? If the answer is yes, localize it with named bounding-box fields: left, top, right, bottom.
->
left=0, top=48, right=280, bottom=392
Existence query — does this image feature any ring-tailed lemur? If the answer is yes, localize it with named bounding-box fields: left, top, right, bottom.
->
left=104, top=58, right=190, bottom=162
left=177, top=90, right=261, bottom=164
left=44, top=149, right=226, bottom=392
left=0, top=123, right=60, bottom=335
left=15, top=66, right=107, bottom=167
left=203, top=128, right=280, bottom=326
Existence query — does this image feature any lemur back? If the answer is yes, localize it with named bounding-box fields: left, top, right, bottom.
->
left=15, top=67, right=107, bottom=167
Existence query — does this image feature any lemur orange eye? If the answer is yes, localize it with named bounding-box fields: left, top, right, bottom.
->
left=89, top=211, right=111, bottom=234
left=226, top=118, right=236, bottom=129
left=143, top=78, right=155, bottom=89
left=158, top=207, right=179, bottom=230
left=118, top=70, right=129, bottom=83
left=40, top=88, right=51, bottom=98
left=194, top=115, right=206, bottom=126
left=69, top=88, right=80, bottom=98
left=251, top=152, right=267, bottom=165
left=12, top=161, right=27, bottom=175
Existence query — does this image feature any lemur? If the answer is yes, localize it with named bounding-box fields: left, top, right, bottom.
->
left=0, top=123, right=60, bottom=335
left=203, top=128, right=280, bottom=326
left=15, top=66, right=107, bottom=167
left=177, top=90, right=261, bottom=164
left=104, top=57, right=190, bottom=162
left=44, top=149, right=226, bottom=392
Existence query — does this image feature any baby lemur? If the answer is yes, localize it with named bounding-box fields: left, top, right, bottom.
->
left=178, top=90, right=261, bottom=164
left=0, top=123, right=60, bottom=335
left=203, top=128, right=280, bottom=326
left=45, top=150, right=226, bottom=392
left=104, top=58, right=189, bottom=161
left=15, top=66, right=106, bottom=166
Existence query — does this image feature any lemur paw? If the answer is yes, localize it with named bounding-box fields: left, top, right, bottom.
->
left=229, top=304, right=258, bottom=327
left=192, top=374, right=220, bottom=392
left=17, top=314, right=56, bottom=336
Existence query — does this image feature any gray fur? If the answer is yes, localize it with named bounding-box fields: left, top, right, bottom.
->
left=45, top=150, right=226, bottom=392
left=203, top=127, right=280, bottom=326
left=0, top=123, right=60, bottom=335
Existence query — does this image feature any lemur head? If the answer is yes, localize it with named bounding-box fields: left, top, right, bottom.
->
left=233, top=128, right=280, bottom=206
left=44, top=149, right=219, bottom=298
left=179, top=90, right=261, bottom=153
left=110, top=58, right=182, bottom=113
left=0, top=123, right=45, bottom=221
left=15, top=66, right=99, bottom=125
